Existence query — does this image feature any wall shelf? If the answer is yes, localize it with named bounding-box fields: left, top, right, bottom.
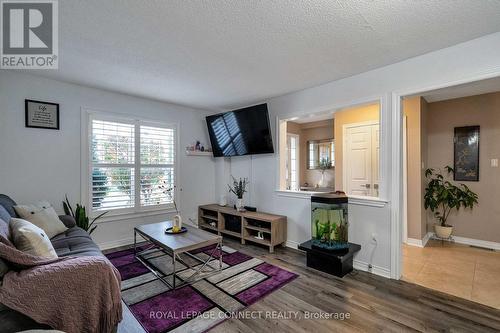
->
left=185, top=150, right=213, bottom=156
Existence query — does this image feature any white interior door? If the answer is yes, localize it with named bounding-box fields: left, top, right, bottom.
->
left=345, top=122, right=379, bottom=196
left=345, top=125, right=372, bottom=196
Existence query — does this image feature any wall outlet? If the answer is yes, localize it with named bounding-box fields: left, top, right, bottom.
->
left=491, top=159, right=498, bottom=167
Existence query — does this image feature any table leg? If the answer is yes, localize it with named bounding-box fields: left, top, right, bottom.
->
left=134, top=230, right=137, bottom=256
left=173, top=254, right=176, bottom=289
left=219, top=242, right=223, bottom=269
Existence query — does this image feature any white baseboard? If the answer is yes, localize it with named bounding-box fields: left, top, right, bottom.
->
left=353, top=260, right=391, bottom=279
left=98, top=237, right=134, bottom=251
left=422, top=232, right=433, bottom=247
left=450, top=236, right=500, bottom=251
left=406, top=232, right=500, bottom=251
left=405, top=238, right=424, bottom=248
left=285, top=240, right=300, bottom=250
left=405, top=232, right=433, bottom=248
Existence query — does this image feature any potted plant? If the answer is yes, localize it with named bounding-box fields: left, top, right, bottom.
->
left=424, top=166, right=478, bottom=239
left=228, top=176, right=248, bottom=212
left=62, top=195, right=108, bottom=235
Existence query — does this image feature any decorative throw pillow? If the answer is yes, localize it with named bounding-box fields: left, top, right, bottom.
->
left=14, top=201, right=67, bottom=238
left=0, top=205, right=11, bottom=228
left=9, top=218, right=58, bottom=259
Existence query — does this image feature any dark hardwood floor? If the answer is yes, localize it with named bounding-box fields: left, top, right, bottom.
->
left=115, top=238, right=500, bottom=333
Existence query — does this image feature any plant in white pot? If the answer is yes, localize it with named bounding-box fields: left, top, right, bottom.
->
left=424, top=166, right=478, bottom=239
left=228, top=176, right=248, bottom=212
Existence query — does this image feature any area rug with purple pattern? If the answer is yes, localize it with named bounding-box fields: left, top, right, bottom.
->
left=106, top=244, right=298, bottom=333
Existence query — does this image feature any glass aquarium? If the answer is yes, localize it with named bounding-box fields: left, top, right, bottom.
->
left=311, top=194, right=349, bottom=251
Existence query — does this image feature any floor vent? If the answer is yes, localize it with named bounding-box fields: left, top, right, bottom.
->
left=469, top=245, right=496, bottom=251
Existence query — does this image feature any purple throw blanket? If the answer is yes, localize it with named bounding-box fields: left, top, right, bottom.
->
left=0, top=236, right=122, bottom=333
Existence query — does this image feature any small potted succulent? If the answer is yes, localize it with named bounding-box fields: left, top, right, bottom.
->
left=228, top=176, right=248, bottom=212
left=424, top=166, right=478, bottom=239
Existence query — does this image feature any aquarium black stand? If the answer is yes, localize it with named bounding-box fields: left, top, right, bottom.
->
left=298, top=240, right=361, bottom=278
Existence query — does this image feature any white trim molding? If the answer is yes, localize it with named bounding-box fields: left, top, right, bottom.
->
left=285, top=240, right=300, bottom=250
left=423, top=232, right=433, bottom=247
left=448, top=236, right=500, bottom=251
left=353, top=259, right=391, bottom=279
left=348, top=196, right=387, bottom=208
left=405, top=232, right=433, bottom=248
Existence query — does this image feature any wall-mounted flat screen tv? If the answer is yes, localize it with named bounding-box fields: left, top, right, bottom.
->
left=206, top=103, right=274, bottom=157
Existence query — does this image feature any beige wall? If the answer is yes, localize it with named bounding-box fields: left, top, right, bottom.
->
left=333, top=103, right=380, bottom=191
left=287, top=120, right=334, bottom=187
left=426, top=92, right=500, bottom=243
left=403, top=96, right=428, bottom=240
left=287, top=121, right=301, bottom=135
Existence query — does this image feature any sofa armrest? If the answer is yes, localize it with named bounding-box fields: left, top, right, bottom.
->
left=58, top=215, right=76, bottom=228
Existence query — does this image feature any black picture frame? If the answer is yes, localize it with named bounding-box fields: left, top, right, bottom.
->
left=453, top=126, right=479, bottom=181
left=25, top=99, right=60, bottom=130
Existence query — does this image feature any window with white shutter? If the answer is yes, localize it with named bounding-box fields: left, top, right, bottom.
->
left=88, top=114, right=176, bottom=216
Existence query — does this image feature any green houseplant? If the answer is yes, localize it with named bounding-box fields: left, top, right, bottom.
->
left=63, top=195, right=108, bottom=235
left=228, top=176, right=248, bottom=212
left=423, top=166, right=478, bottom=238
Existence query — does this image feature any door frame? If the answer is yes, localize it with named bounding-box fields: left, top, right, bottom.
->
left=402, top=115, right=408, bottom=244
left=342, top=120, right=380, bottom=198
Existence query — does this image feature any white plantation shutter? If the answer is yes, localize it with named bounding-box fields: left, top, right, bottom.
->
left=89, top=115, right=176, bottom=215
left=140, top=125, right=175, bottom=206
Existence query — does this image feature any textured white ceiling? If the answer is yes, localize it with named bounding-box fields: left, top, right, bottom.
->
left=422, top=76, right=500, bottom=102
left=27, top=0, right=500, bottom=110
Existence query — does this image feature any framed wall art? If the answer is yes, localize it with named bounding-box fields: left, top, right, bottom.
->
left=454, top=125, right=479, bottom=181
left=25, top=99, right=60, bottom=130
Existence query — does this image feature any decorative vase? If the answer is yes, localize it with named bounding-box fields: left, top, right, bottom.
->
left=318, top=172, right=325, bottom=187
left=434, top=224, right=453, bottom=239
left=236, top=198, right=245, bottom=212
left=219, top=195, right=227, bottom=206
left=173, top=214, right=183, bottom=229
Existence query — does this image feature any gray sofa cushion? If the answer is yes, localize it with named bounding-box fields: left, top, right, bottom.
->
left=0, top=216, right=11, bottom=243
left=0, top=195, right=18, bottom=218
left=50, top=226, right=102, bottom=257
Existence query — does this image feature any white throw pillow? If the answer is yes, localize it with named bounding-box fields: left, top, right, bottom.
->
left=14, top=201, right=67, bottom=238
left=10, top=218, right=58, bottom=259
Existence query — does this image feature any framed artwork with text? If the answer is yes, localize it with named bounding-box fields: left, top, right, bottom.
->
left=25, top=99, right=60, bottom=130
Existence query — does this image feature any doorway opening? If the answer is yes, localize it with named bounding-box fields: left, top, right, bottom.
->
left=401, top=76, right=500, bottom=309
